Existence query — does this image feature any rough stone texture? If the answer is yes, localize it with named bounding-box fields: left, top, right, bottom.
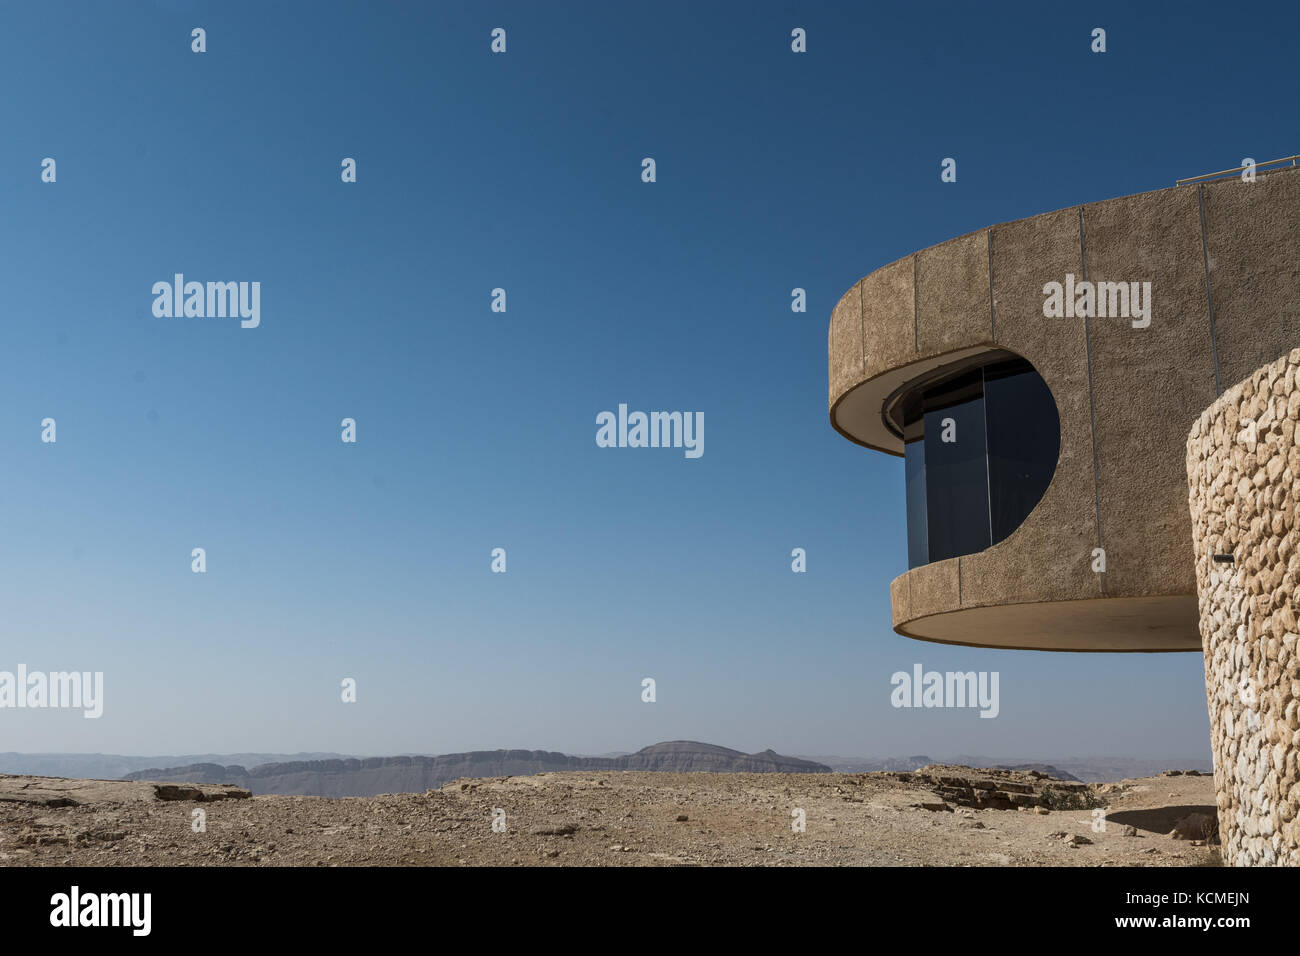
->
left=962, top=207, right=1099, bottom=612
left=1085, top=185, right=1216, bottom=599
left=1202, top=170, right=1300, bottom=390
left=916, top=230, right=990, bottom=356
left=890, top=573, right=911, bottom=629
left=859, top=255, right=918, bottom=388
left=1187, top=349, right=1300, bottom=866
left=828, top=280, right=863, bottom=409
left=896, top=557, right=960, bottom=628
left=830, top=165, right=1300, bottom=650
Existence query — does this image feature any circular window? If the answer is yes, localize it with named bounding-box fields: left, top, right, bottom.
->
left=885, top=353, right=1060, bottom=569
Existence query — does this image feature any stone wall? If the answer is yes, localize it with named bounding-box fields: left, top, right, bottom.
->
left=1186, top=349, right=1300, bottom=865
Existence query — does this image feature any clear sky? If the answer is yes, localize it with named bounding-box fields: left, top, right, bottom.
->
left=2, top=1, right=1292, bottom=760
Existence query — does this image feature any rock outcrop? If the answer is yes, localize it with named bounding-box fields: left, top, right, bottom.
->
left=889, top=764, right=1094, bottom=811
left=0, top=775, right=249, bottom=808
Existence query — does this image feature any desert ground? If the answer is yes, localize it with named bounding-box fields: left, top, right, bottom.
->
left=0, top=766, right=1220, bottom=866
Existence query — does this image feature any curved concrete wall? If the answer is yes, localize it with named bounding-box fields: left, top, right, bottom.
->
left=829, top=166, right=1300, bottom=650
left=1187, top=350, right=1300, bottom=865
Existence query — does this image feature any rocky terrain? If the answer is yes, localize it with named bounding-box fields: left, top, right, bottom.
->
left=121, top=741, right=831, bottom=797
left=1, top=765, right=1220, bottom=866
left=810, top=756, right=1084, bottom=781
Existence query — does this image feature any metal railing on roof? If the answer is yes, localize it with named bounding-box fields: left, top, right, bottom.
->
left=1177, top=155, right=1299, bottom=186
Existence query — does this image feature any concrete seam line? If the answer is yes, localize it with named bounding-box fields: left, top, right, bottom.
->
left=1197, top=182, right=1223, bottom=396
left=912, top=254, right=919, bottom=352
left=987, top=228, right=996, bottom=343
left=1079, top=206, right=1106, bottom=597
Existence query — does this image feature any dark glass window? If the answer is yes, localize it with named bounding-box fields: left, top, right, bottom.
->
left=984, top=363, right=1059, bottom=545
left=904, top=438, right=928, bottom=568
left=893, top=356, right=1059, bottom=570
left=921, top=369, right=990, bottom=562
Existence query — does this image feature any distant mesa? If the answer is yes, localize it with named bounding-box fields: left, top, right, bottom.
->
left=122, top=741, right=832, bottom=798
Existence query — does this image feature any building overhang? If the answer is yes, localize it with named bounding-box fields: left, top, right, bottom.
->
left=895, top=593, right=1200, bottom=653
left=829, top=166, right=1300, bottom=651
left=830, top=345, right=996, bottom=456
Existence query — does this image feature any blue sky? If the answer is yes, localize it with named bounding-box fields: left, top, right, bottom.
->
left=1, top=1, right=1292, bottom=760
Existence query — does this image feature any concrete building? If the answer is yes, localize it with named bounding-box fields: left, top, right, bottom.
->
left=830, top=164, right=1300, bottom=652
left=828, top=162, right=1300, bottom=864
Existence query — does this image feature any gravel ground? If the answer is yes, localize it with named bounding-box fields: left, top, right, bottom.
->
left=0, top=768, right=1220, bottom=867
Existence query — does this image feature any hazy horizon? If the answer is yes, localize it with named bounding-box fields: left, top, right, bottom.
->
left=1, top=738, right=1213, bottom=765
